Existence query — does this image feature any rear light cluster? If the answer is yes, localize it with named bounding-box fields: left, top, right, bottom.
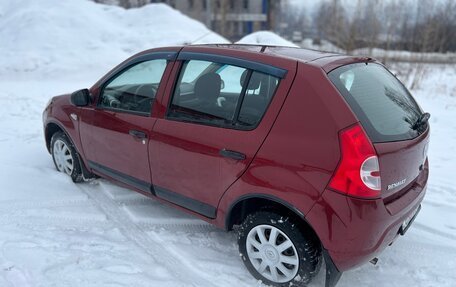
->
left=329, top=123, right=381, bottom=199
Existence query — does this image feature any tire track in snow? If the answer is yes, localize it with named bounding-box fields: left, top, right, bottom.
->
left=76, top=183, right=217, bottom=287
left=0, top=214, right=108, bottom=230
left=136, top=222, right=218, bottom=233
left=3, top=264, right=32, bottom=287
left=413, top=222, right=456, bottom=241
left=0, top=198, right=91, bottom=212
left=0, top=181, right=234, bottom=286
left=392, top=237, right=456, bottom=258
left=0, top=216, right=218, bottom=234
left=423, top=198, right=455, bottom=208
left=113, top=197, right=153, bottom=206
left=427, top=181, right=456, bottom=195
left=0, top=193, right=217, bottom=233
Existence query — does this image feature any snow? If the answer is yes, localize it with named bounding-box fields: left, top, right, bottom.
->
left=353, top=48, right=456, bottom=63
left=0, top=0, right=228, bottom=79
left=301, top=38, right=344, bottom=53
left=236, top=31, right=299, bottom=47
left=237, top=31, right=456, bottom=65
left=1, top=1, right=456, bottom=286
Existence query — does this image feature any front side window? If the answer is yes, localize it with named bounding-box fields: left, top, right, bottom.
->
left=168, top=60, right=279, bottom=129
left=99, top=59, right=167, bottom=115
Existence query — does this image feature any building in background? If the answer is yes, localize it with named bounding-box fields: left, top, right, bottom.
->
left=170, top=0, right=281, bottom=41
left=94, top=0, right=281, bottom=41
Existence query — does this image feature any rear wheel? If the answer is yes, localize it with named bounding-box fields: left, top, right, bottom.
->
left=51, top=132, right=83, bottom=183
left=238, top=211, right=321, bottom=286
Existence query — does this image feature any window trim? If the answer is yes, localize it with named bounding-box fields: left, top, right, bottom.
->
left=177, top=52, right=287, bottom=79
left=232, top=70, right=253, bottom=122
left=166, top=59, right=280, bottom=131
left=96, top=52, right=176, bottom=116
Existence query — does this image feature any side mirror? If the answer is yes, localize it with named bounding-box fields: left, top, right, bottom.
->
left=70, top=89, right=90, bottom=107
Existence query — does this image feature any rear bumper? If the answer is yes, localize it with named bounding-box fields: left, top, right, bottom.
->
left=306, top=166, right=428, bottom=271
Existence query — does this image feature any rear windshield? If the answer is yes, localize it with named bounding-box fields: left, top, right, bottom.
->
left=329, top=63, right=424, bottom=143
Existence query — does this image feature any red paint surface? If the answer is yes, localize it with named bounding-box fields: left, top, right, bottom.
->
left=43, top=45, right=429, bottom=273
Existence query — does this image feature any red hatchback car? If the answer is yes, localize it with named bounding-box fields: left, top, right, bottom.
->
left=43, top=45, right=430, bottom=287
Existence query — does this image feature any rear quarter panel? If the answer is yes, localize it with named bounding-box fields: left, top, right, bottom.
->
left=216, top=63, right=357, bottom=227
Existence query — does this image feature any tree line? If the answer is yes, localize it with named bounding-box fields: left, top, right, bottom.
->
left=282, top=0, right=456, bottom=53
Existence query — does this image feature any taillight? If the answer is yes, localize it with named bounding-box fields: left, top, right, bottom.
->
left=329, top=123, right=381, bottom=198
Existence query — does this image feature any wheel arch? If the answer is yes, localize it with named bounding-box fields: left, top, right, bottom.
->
left=45, top=121, right=67, bottom=153
left=45, top=120, right=93, bottom=180
left=225, top=194, right=320, bottom=242
left=226, top=194, right=342, bottom=286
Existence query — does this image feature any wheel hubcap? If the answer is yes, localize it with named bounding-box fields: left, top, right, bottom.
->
left=53, top=139, right=74, bottom=175
left=246, top=225, right=299, bottom=283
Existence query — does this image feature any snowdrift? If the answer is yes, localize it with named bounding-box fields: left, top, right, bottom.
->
left=236, top=31, right=298, bottom=47
left=0, top=0, right=228, bottom=77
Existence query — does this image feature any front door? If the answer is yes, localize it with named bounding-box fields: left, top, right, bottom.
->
left=150, top=54, right=295, bottom=217
left=80, top=58, right=169, bottom=192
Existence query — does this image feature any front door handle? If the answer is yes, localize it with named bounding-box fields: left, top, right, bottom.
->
left=219, top=148, right=246, bottom=160
left=129, top=130, right=147, bottom=139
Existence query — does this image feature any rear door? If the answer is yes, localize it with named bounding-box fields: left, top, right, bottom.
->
left=150, top=50, right=296, bottom=217
left=79, top=54, right=173, bottom=192
left=329, top=63, right=430, bottom=202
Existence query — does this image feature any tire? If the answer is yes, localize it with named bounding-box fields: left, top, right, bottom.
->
left=50, top=131, right=84, bottom=183
left=238, top=211, right=322, bottom=286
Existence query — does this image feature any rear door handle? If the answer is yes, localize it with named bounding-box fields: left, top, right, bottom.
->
left=219, top=148, right=246, bottom=160
left=129, top=130, right=147, bottom=139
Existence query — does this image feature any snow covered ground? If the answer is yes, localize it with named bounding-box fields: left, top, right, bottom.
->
left=1, top=1, right=456, bottom=286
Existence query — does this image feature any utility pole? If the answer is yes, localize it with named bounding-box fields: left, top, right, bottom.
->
left=220, top=0, right=227, bottom=37
left=205, top=0, right=212, bottom=29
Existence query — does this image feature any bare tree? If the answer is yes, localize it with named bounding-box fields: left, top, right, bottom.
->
left=434, top=0, right=456, bottom=53
left=314, top=0, right=381, bottom=54
left=314, top=0, right=349, bottom=50
left=361, top=0, right=381, bottom=54
left=382, top=0, right=402, bottom=53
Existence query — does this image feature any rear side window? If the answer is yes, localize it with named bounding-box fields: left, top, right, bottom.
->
left=168, top=60, right=279, bottom=129
left=329, top=63, right=423, bottom=143
left=238, top=71, right=279, bottom=126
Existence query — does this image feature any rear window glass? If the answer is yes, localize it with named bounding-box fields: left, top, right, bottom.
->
left=329, top=63, right=424, bottom=143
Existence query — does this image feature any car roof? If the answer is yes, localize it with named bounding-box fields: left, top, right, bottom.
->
left=136, top=44, right=375, bottom=73
left=188, top=44, right=375, bottom=73
left=193, top=43, right=336, bottom=61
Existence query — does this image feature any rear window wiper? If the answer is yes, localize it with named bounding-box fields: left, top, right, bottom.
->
left=412, top=112, right=431, bottom=131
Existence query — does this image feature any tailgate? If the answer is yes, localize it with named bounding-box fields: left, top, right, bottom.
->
left=328, top=61, right=431, bottom=203
left=375, top=127, right=430, bottom=200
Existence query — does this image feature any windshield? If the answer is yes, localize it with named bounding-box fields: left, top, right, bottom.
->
left=329, top=63, right=424, bottom=143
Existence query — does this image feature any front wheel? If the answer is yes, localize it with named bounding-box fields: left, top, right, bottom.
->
left=238, top=211, right=321, bottom=286
left=50, top=131, right=83, bottom=183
